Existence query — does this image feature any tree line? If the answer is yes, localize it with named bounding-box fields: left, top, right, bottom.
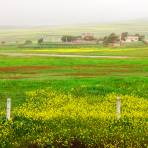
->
left=0, top=32, right=146, bottom=46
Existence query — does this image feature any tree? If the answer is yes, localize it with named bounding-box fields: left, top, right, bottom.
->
left=103, top=33, right=119, bottom=45
left=38, top=38, right=44, bottom=44
left=135, top=34, right=145, bottom=41
left=121, top=32, right=128, bottom=41
left=61, top=35, right=77, bottom=42
left=25, top=40, right=32, bottom=45
left=103, top=36, right=108, bottom=45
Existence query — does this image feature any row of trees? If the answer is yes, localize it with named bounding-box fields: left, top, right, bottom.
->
left=24, top=38, right=44, bottom=45
left=1, top=32, right=145, bottom=46
left=61, top=36, right=80, bottom=42
left=61, top=35, right=95, bottom=42
left=0, top=38, right=44, bottom=45
left=25, top=34, right=119, bottom=45
left=61, top=33, right=145, bottom=45
left=103, top=33, right=119, bottom=45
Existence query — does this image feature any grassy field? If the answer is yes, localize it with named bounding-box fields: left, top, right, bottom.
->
left=0, top=45, right=147, bottom=147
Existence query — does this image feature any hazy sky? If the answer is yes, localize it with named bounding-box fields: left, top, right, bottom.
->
left=0, top=0, right=148, bottom=26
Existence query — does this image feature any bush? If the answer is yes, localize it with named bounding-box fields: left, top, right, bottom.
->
left=25, top=40, right=32, bottom=45
left=1, top=41, right=6, bottom=45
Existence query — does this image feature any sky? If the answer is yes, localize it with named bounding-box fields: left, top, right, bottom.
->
left=0, top=0, right=148, bottom=26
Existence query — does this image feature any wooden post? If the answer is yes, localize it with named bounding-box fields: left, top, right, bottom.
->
left=6, top=98, right=11, bottom=120
left=116, top=96, right=121, bottom=120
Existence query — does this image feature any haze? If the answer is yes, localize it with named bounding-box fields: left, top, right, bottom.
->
left=0, top=0, right=148, bottom=26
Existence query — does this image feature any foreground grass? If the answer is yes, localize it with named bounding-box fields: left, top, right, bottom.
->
left=0, top=49, right=147, bottom=110
left=0, top=54, right=147, bottom=110
left=0, top=46, right=147, bottom=147
left=0, top=89, right=147, bottom=147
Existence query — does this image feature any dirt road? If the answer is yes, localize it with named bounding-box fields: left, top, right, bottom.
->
left=0, top=52, right=129, bottom=59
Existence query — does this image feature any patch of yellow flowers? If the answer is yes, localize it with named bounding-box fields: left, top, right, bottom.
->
left=0, top=89, right=147, bottom=147
left=26, top=48, right=136, bottom=53
left=16, top=90, right=148, bottom=120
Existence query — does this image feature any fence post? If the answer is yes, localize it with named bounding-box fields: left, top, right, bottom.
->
left=6, top=98, right=11, bottom=120
left=116, top=96, right=121, bottom=120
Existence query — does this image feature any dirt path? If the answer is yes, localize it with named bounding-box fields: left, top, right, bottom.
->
left=0, top=52, right=129, bottom=59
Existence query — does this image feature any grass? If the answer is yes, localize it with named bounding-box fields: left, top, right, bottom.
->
left=0, top=45, right=147, bottom=147
left=0, top=89, right=147, bottom=147
left=1, top=43, right=148, bottom=57
left=0, top=46, right=147, bottom=105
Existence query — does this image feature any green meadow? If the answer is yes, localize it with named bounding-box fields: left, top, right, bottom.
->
left=0, top=44, right=147, bottom=147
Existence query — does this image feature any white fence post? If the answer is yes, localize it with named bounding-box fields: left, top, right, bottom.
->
left=6, top=98, right=11, bottom=120
left=116, top=96, right=121, bottom=120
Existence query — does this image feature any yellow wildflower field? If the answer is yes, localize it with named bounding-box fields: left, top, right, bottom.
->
left=0, top=89, right=146, bottom=147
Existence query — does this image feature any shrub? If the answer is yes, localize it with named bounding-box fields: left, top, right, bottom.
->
left=1, top=41, right=6, bottom=45
left=25, top=40, right=32, bottom=45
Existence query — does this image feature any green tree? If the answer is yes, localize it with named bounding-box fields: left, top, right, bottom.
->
left=135, top=34, right=145, bottom=41
left=25, top=40, right=32, bottom=45
left=38, top=38, right=44, bottom=44
left=121, top=32, right=128, bottom=41
left=103, top=33, right=119, bottom=45
left=61, top=35, right=76, bottom=42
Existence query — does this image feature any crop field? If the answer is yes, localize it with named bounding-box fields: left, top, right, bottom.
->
left=0, top=45, right=148, bottom=147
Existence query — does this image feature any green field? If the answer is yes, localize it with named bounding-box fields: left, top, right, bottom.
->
left=0, top=45, right=148, bottom=147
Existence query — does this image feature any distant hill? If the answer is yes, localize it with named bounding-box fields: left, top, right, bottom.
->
left=0, top=19, right=148, bottom=43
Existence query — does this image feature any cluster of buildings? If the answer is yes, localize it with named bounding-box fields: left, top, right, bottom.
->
left=70, top=33, right=141, bottom=44
left=71, top=33, right=96, bottom=44
left=120, top=35, right=139, bottom=43
left=41, top=32, right=146, bottom=46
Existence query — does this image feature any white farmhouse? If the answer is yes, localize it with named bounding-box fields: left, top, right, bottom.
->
left=125, top=36, right=139, bottom=43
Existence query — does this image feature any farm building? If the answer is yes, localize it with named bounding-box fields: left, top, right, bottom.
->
left=81, top=33, right=95, bottom=41
left=124, top=35, right=139, bottom=43
left=66, top=33, right=97, bottom=44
